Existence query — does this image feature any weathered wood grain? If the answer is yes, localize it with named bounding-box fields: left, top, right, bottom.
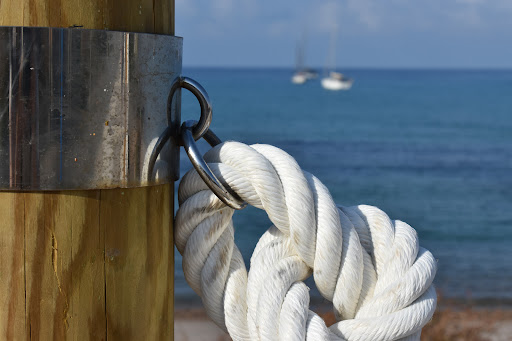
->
left=103, top=186, right=173, bottom=340
left=0, top=1, right=175, bottom=340
left=0, top=193, right=25, bottom=339
left=0, top=0, right=174, bottom=34
left=23, top=191, right=106, bottom=340
left=1, top=186, right=174, bottom=340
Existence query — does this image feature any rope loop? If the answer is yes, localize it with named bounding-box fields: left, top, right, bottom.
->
left=176, top=141, right=437, bottom=341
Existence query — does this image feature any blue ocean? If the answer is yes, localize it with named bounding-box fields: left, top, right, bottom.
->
left=175, top=68, right=512, bottom=307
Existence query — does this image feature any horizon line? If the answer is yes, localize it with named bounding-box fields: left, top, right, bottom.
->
left=183, top=65, right=512, bottom=71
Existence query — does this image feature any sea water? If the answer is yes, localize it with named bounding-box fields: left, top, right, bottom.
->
left=175, top=68, right=512, bottom=307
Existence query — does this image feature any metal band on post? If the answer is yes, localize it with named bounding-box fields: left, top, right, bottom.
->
left=0, top=26, right=183, bottom=190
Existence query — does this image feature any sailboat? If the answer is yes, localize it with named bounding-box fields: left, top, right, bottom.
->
left=321, top=71, right=353, bottom=90
left=291, top=34, right=318, bottom=84
left=321, top=26, right=353, bottom=91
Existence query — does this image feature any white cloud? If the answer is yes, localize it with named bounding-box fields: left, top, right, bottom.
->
left=179, top=0, right=512, bottom=49
left=312, top=1, right=341, bottom=32
left=312, top=0, right=512, bottom=34
left=175, top=0, right=197, bottom=16
left=452, top=7, right=482, bottom=26
left=347, top=0, right=381, bottom=31
left=211, top=0, right=235, bottom=18
left=266, top=19, right=296, bottom=38
left=445, top=0, right=512, bottom=27
left=309, top=0, right=382, bottom=34
left=238, top=0, right=261, bottom=18
left=455, top=0, right=484, bottom=4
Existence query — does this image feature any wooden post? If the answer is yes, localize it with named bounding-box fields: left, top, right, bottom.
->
left=0, top=1, right=175, bottom=340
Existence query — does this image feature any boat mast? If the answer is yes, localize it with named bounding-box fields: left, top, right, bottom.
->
left=296, top=41, right=304, bottom=71
left=296, top=28, right=308, bottom=72
left=325, top=24, right=338, bottom=76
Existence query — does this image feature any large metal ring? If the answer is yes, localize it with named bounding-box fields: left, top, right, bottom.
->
left=147, top=77, right=213, bottom=182
left=168, top=77, right=212, bottom=141
left=180, top=120, right=246, bottom=210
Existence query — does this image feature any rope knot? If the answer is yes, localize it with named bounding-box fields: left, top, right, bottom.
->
left=176, top=141, right=437, bottom=341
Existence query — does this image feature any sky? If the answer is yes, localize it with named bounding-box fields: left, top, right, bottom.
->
left=175, top=0, right=512, bottom=69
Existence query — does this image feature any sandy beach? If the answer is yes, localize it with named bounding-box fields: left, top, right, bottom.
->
left=174, top=309, right=230, bottom=341
left=174, top=302, right=512, bottom=341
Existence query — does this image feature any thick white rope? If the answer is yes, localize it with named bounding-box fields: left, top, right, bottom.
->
left=175, top=141, right=437, bottom=341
